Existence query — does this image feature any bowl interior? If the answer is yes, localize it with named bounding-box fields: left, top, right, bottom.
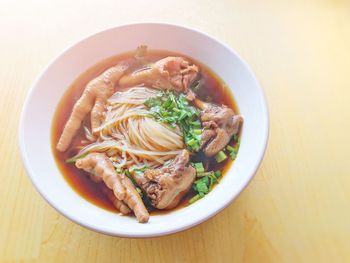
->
left=19, top=23, right=268, bottom=237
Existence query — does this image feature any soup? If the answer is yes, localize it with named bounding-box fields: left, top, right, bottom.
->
left=52, top=48, right=242, bottom=223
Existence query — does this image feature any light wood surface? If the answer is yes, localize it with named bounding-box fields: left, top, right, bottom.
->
left=1, top=0, right=350, bottom=262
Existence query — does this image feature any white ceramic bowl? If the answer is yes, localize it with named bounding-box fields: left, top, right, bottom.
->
left=19, top=23, right=268, bottom=237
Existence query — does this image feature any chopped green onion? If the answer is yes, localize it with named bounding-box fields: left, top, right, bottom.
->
left=65, top=152, right=89, bottom=163
left=226, top=145, right=235, bottom=152
left=226, top=145, right=237, bottom=160
left=193, top=129, right=202, bottom=135
left=186, top=138, right=196, bottom=147
left=215, top=151, right=227, bottom=163
left=193, top=177, right=209, bottom=194
left=208, top=173, right=218, bottom=188
left=190, top=169, right=223, bottom=204
left=190, top=120, right=201, bottom=128
left=129, top=165, right=149, bottom=174
left=214, top=171, right=222, bottom=178
left=178, top=111, right=187, bottom=120
left=193, top=162, right=205, bottom=173
left=189, top=194, right=202, bottom=204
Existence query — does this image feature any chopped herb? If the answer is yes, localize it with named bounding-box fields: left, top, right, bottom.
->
left=190, top=120, right=201, bottom=128
left=189, top=194, right=202, bottom=204
left=229, top=150, right=237, bottom=159
left=193, top=129, right=202, bottom=135
left=129, top=165, right=149, bottom=174
left=215, top=150, right=227, bottom=163
left=226, top=145, right=236, bottom=160
left=190, top=168, right=222, bottom=204
left=226, top=145, right=235, bottom=152
left=193, top=162, right=205, bottom=173
left=193, top=176, right=209, bottom=195
left=226, top=135, right=241, bottom=160
left=145, top=91, right=202, bottom=152
left=214, top=170, right=222, bottom=178
left=208, top=172, right=219, bottom=187
left=65, top=152, right=89, bottom=163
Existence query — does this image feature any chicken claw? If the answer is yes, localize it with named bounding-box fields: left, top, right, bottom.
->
left=76, top=153, right=149, bottom=223
left=57, top=64, right=128, bottom=152
left=119, top=57, right=199, bottom=92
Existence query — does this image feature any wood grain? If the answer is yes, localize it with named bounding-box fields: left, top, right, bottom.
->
left=1, top=0, right=349, bottom=262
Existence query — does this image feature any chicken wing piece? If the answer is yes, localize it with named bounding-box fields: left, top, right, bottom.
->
left=194, top=98, right=243, bottom=157
left=119, top=57, right=199, bottom=92
left=75, top=153, right=149, bottom=223
left=133, top=150, right=196, bottom=210
left=57, top=64, right=129, bottom=152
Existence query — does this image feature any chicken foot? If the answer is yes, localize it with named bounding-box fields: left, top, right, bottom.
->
left=57, top=64, right=129, bottom=152
left=76, top=152, right=149, bottom=223
left=119, top=56, right=199, bottom=92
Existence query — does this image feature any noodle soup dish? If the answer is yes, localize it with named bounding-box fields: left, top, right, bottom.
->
left=19, top=23, right=268, bottom=236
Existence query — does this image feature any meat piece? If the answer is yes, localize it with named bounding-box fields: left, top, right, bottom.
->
left=194, top=98, right=243, bottom=157
left=201, top=129, right=217, bottom=147
left=75, top=153, right=149, bottom=223
left=119, top=57, right=199, bottom=92
left=57, top=64, right=129, bottom=152
left=133, top=150, right=196, bottom=209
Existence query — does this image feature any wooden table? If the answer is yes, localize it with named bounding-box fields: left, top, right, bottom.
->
left=1, top=0, right=349, bottom=262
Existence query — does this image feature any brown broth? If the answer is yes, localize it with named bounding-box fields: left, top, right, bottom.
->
left=51, top=50, right=240, bottom=216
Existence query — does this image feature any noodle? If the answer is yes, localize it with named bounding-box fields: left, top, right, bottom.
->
left=75, top=86, right=185, bottom=168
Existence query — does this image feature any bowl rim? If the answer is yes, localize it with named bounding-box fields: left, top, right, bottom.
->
left=19, top=22, right=269, bottom=237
